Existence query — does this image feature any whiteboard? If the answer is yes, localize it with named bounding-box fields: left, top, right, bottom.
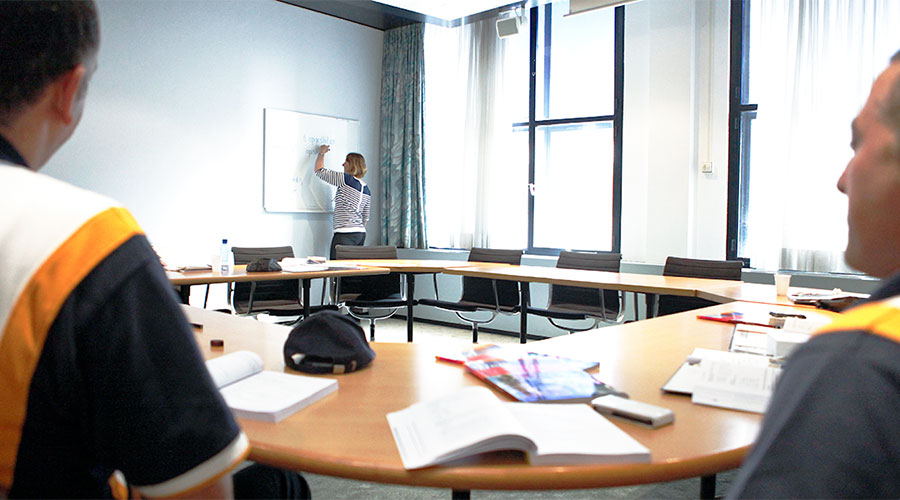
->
left=263, top=108, right=360, bottom=213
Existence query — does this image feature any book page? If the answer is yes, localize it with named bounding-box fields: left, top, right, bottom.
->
left=206, top=351, right=264, bottom=389
left=505, top=403, right=650, bottom=464
left=662, top=348, right=770, bottom=395
left=730, top=326, right=772, bottom=356
left=387, top=386, right=531, bottom=469
left=782, top=314, right=832, bottom=334
left=278, top=258, right=328, bottom=272
left=219, top=370, right=337, bottom=423
left=691, top=360, right=781, bottom=413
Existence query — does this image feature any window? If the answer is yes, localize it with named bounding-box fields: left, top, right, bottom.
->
left=727, top=0, right=900, bottom=272
left=423, top=4, right=623, bottom=253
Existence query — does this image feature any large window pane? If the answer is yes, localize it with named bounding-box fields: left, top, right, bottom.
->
left=730, top=0, right=900, bottom=272
left=533, top=123, right=614, bottom=251
left=536, top=5, right=614, bottom=120
left=423, top=6, right=619, bottom=253
left=501, top=10, right=531, bottom=124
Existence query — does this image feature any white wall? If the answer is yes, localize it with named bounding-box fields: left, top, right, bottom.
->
left=42, top=0, right=384, bottom=306
left=621, top=0, right=731, bottom=265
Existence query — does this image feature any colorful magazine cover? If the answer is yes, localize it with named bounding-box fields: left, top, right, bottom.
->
left=463, top=349, right=622, bottom=404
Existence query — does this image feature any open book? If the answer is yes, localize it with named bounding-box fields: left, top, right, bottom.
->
left=164, top=263, right=212, bottom=272
left=206, top=351, right=337, bottom=423
left=278, top=258, right=328, bottom=273
left=661, top=348, right=780, bottom=413
left=386, top=386, right=650, bottom=469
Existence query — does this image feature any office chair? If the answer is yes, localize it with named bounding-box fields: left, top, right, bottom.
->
left=333, top=245, right=408, bottom=341
left=527, top=251, right=626, bottom=333
left=655, top=256, right=744, bottom=316
left=418, top=247, right=523, bottom=343
left=230, top=246, right=304, bottom=319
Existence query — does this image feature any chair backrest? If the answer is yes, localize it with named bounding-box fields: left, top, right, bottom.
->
left=551, top=251, right=622, bottom=313
left=657, top=256, right=743, bottom=316
left=662, top=257, right=744, bottom=281
left=231, top=246, right=298, bottom=310
left=335, top=245, right=401, bottom=300
left=461, top=248, right=523, bottom=308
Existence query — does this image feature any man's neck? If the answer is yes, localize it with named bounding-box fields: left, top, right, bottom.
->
left=0, top=131, right=28, bottom=168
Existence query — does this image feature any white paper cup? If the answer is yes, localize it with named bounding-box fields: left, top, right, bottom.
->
left=774, top=273, right=791, bottom=296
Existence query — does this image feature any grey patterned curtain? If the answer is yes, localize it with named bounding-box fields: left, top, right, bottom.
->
left=379, top=23, right=427, bottom=249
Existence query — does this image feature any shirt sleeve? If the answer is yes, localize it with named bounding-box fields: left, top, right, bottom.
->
left=48, top=236, right=246, bottom=494
left=315, top=168, right=344, bottom=187
left=727, top=332, right=900, bottom=498
left=361, top=195, right=371, bottom=224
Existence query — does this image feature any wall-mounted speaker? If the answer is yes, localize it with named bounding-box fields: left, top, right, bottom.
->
left=496, top=16, right=519, bottom=38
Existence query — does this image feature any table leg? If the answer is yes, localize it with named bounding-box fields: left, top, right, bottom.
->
left=176, top=285, right=191, bottom=305
left=645, top=293, right=658, bottom=318
left=406, top=272, right=415, bottom=343
left=302, top=278, right=311, bottom=318
left=700, top=474, right=716, bottom=499
left=519, top=281, right=529, bottom=344
left=450, top=489, right=470, bottom=500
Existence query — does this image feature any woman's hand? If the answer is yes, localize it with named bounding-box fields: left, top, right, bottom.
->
left=315, top=145, right=330, bottom=172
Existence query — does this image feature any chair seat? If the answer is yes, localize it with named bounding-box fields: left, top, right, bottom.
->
left=343, top=293, right=409, bottom=309
left=234, top=299, right=303, bottom=316
left=418, top=297, right=519, bottom=314
left=527, top=303, right=616, bottom=320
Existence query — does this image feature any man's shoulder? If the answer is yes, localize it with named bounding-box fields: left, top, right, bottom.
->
left=0, top=163, right=121, bottom=216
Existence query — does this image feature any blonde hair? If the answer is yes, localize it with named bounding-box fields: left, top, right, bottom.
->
left=345, top=153, right=366, bottom=178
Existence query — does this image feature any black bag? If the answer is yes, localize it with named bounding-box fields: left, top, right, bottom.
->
left=246, top=257, right=282, bottom=272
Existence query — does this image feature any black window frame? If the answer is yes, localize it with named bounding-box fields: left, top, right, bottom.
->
left=726, top=0, right=757, bottom=266
left=513, top=4, right=625, bottom=256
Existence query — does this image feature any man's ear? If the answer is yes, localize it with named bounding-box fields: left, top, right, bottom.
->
left=52, top=65, right=87, bottom=125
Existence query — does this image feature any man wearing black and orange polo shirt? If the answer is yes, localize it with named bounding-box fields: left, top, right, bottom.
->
left=0, top=3, right=306, bottom=498
left=729, top=51, right=900, bottom=497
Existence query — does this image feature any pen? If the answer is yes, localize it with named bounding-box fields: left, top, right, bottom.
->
left=768, top=312, right=806, bottom=319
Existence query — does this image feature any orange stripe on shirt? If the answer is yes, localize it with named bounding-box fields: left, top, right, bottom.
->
left=0, top=207, right=142, bottom=488
left=813, top=301, right=900, bottom=345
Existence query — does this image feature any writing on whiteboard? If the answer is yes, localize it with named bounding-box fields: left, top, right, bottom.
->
left=302, top=135, right=336, bottom=156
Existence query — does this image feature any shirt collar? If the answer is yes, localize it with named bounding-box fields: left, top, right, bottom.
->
left=0, top=133, right=28, bottom=168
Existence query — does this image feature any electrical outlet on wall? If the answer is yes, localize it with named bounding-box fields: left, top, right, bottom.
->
left=701, top=161, right=713, bottom=174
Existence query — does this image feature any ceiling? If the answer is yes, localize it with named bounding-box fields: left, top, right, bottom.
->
left=372, top=0, right=522, bottom=22
left=281, top=0, right=547, bottom=30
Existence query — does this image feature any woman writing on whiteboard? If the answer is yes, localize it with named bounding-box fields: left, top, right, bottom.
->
left=315, top=145, right=371, bottom=259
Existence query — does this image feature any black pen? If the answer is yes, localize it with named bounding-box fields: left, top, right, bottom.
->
left=768, top=312, right=806, bottom=319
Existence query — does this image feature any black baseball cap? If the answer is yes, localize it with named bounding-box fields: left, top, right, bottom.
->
left=283, top=310, right=375, bottom=374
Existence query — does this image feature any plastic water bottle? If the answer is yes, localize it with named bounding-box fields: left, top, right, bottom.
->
left=219, top=238, right=231, bottom=273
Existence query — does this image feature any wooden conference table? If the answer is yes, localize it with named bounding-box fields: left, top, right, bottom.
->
left=185, top=300, right=838, bottom=497
left=442, top=264, right=845, bottom=342
left=167, top=264, right=389, bottom=318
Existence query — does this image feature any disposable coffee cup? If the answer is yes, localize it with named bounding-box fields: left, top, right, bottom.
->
left=774, top=273, right=791, bottom=296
